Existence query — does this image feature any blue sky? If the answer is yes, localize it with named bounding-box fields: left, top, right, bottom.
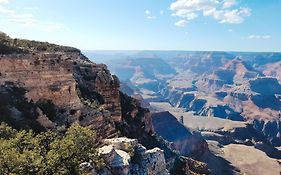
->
left=0, top=0, right=280, bottom=51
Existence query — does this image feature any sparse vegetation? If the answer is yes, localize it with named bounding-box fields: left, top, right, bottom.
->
left=0, top=122, right=105, bottom=175
left=0, top=32, right=80, bottom=54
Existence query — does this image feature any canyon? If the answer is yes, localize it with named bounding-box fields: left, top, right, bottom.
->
left=86, top=50, right=281, bottom=175
left=1, top=31, right=280, bottom=174
left=0, top=33, right=210, bottom=175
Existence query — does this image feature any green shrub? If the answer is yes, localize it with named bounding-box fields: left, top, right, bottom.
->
left=0, top=122, right=104, bottom=175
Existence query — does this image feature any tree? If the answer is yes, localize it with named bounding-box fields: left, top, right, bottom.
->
left=0, top=126, right=44, bottom=175
left=45, top=123, right=99, bottom=175
left=0, top=122, right=104, bottom=175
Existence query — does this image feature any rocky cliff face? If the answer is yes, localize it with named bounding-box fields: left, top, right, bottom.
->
left=0, top=34, right=210, bottom=175
left=0, top=34, right=126, bottom=146
left=0, top=52, right=121, bottom=119
left=0, top=53, right=81, bottom=108
left=0, top=52, right=121, bottom=141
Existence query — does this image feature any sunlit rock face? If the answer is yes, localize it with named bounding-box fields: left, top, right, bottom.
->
left=0, top=53, right=82, bottom=109
left=0, top=52, right=121, bottom=141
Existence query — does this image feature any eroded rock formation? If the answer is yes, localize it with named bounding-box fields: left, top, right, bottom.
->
left=0, top=52, right=121, bottom=141
left=80, top=137, right=170, bottom=175
left=0, top=33, right=210, bottom=175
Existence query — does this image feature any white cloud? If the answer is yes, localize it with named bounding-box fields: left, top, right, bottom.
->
left=0, top=5, right=15, bottom=14
left=172, top=10, right=198, bottom=20
left=24, top=7, right=40, bottom=11
left=0, top=2, right=66, bottom=32
left=247, top=35, right=272, bottom=39
left=222, top=0, right=236, bottom=9
left=145, top=10, right=150, bottom=15
left=160, top=10, right=164, bottom=15
left=170, top=0, right=218, bottom=12
left=175, top=19, right=188, bottom=27
left=8, top=13, right=37, bottom=27
left=170, top=0, right=251, bottom=26
left=204, top=7, right=251, bottom=24
left=147, top=15, right=156, bottom=20
left=0, top=0, right=14, bottom=14
left=145, top=10, right=157, bottom=20
left=0, top=0, right=9, bottom=5
left=228, top=29, right=233, bottom=32
left=7, top=13, right=67, bottom=31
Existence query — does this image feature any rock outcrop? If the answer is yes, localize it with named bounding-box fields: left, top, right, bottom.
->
left=81, top=137, right=169, bottom=175
left=0, top=52, right=121, bottom=142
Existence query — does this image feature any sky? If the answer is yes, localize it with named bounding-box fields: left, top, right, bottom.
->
left=0, top=0, right=280, bottom=52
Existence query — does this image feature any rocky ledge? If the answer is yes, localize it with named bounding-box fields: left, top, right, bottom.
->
left=81, top=137, right=169, bottom=175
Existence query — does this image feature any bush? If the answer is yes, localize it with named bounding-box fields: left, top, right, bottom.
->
left=0, top=122, right=104, bottom=175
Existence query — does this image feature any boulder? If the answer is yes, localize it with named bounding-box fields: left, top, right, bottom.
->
left=98, top=145, right=131, bottom=175
left=97, top=137, right=170, bottom=175
left=132, top=144, right=169, bottom=175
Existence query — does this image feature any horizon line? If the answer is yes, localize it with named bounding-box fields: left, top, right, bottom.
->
left=82, top=49, right=281, bottom=53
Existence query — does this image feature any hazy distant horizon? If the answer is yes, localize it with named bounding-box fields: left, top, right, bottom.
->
left=83, top=50, right=281, bottom=54
left=83, top=50, right=281, bottom=64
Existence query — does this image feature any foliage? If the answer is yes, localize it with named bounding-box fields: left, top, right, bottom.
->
left=0, top=122, right=104, bottom=175
left=0, top=31, right=80, bottom=54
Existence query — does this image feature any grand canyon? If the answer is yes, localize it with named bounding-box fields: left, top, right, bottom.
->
left=85, top=50, right=281, bottom=175
left=1, top=34, right=281, bottom=175
left=0, top=0, right=281, bottom=175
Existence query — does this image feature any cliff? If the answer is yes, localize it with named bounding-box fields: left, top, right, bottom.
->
left=0, top=33, right=210, bottom=175
left=0, top=52, right=121, bottom=141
